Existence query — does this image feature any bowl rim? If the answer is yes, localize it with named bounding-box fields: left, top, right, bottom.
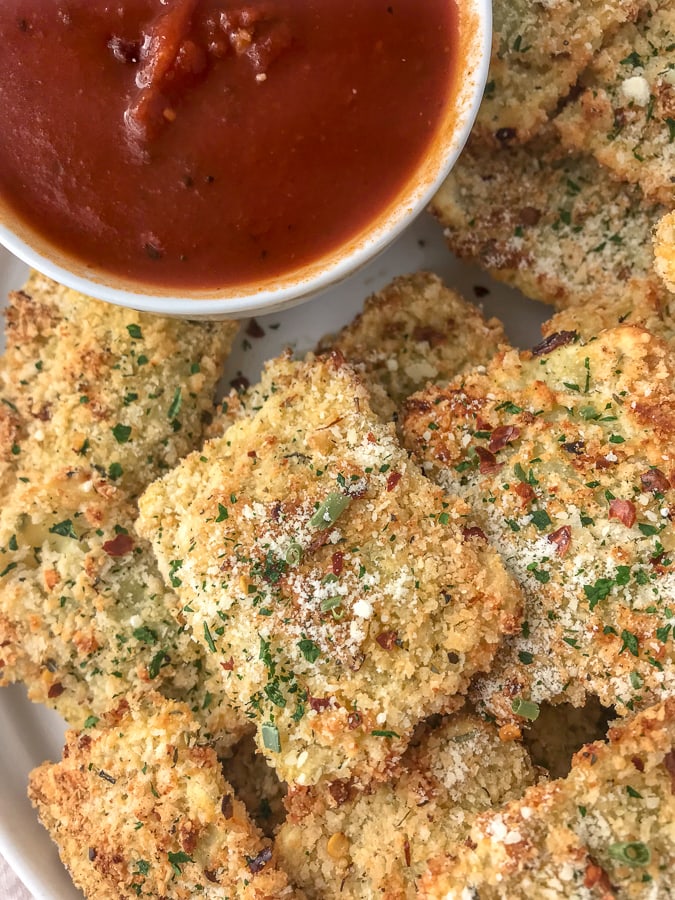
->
left=0, top=0, right=492, bottom=318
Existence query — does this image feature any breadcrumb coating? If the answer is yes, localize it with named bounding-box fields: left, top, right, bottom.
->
left=276, top=712, right=536, bottom=899
left=317, top=273, right=506, bottom=418
left=476, top=0, right=643, bottom=142
left=138, top=352, right=522, bottom=786
left=654, top=210, right=675, bottom=293
left=420, top=699, right=675, bottom=899
left=555, top=3, right=675, bottom=206
left=0, top=271, right=238, bottom=499
left=541, top=289, right=675, bottom=344
left=432, top=134, right=668, bottom=310
left=29, top=694, right=295, bottom=900
left=403, top=327, right=675, bottom=722
left=0, top=465, right=246, bottom=747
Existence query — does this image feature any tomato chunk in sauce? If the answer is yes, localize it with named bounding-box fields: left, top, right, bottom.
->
left=0, top=1, right=457, bottom=291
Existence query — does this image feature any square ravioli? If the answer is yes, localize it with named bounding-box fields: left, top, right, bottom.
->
left=403, top=327, right=675, bottom=722
left=137, top=352, right=522, bottom=786
left=0, top=464, right=247, bottom=747
left=476, top=0, right=643, bottom=142
left=29, top=694, right=295, bottom=900
left=317, top=272, right=506, bottom=417
left=0, top=271, right=238, bottom=499
left=432, top=133, right=668, bottom=311
left=540, top=288, right=675, bottom=345
left=555, top=3, right=675, bottom=206
left=420, top=699, right=675, bottom=899
left=276, top=712, right=536, bottom=899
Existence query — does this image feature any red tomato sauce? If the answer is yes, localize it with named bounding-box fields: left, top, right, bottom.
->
left=0, top=1, right=457, bottom=291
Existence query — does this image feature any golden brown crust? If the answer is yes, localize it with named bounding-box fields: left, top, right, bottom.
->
left=420, top=699, right=675, bottom=899
left=432, top=134, right=668, bottom=311
left=654, top=211, right=675, bottom=294
left=137, top=352, right=523, bottom=786
left=402, top=327, right=675, bottom=722
left=1, top=271, right=238, bottom=499
left=29, top=694, right=296, bottom=899
left=541, top=289, right=675, bottom=344
left=0, top=464, right=247, bottom=747
left=276, top=712, right=536, bottom=899
left=317, top=272, right=506, bottom=418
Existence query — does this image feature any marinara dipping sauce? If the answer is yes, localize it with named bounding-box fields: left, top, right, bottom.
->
left=0, top=1, right=458, bottom=292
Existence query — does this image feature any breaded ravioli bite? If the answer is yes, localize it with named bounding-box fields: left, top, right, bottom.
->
left=476, top=0, right=643, bottom=142
left=317, top=273, right=506, bottom=417
left=555, top=4, right=675, bottom=206
left=276, top=712, right=536, bottom=899
left=1, top=271, right=237, bottom=497
left=403, top=327, right=675, bottom=722
left=420, top=699, right=675, bottom=899
left=138, top=352, right=522, bottom=785
left=29, top=694, right=295, bottom=900
left=0, top=465, right=246, bottom=747
left=654, top=210, right=675, bottom=294
left=541, top=290, right=675, bottom=345
left=432, top=134, right=668, bottom=311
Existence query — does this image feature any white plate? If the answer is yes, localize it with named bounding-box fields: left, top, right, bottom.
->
left=0, top=212, right=548, bottom=899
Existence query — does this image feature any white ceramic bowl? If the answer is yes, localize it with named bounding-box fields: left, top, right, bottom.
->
left=0, top=0, right=491, bottom=320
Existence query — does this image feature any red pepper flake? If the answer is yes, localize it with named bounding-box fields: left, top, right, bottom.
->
left=245, top=318, right=265, bottom=339
left=609, top=499, right=636, bottom=528
left=386, top=472, right=402, bottom=492
left=247, top=450, right=257, bottom=458
left=651, top=552, right=667, bottom=570
left=221, top=657, right=235, bottom=671
left=475, top=446, right=502, bottom=475
left=583, top=862, right=614, bottom=893
left=376, top=630, right=398, bottom=650
left=102, top=533, right=134, bottom=557
left=48, top=682, right=64, bottom=698
left=632, top=755, right=645, bottom=773
left=548, top=525, right=572, bottom=556
left=462, top=526, right=487, bottom=542
left=531, top=331, right=577, bottom=357
left=515, top=482, right=535, bottom=505
left=328, top=780, right=352, bottom=806
left=411, top=326, right=445, bottom=347
left=664, top=750, right=675, bottom=795
left=308, top=696, right=331, bottom=713
left=403, top=839, right=411, bottom=867
left=366, top=432, right=377, bottom=443
left=246, top=846, right=272, bottom=874
left=488, top=425, right=520, bottom=453
left=332, top=551, right=344, bottom=576
left=347, top=711, right=361, bottom=730
left=641, top=469, right=671, bottom=493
